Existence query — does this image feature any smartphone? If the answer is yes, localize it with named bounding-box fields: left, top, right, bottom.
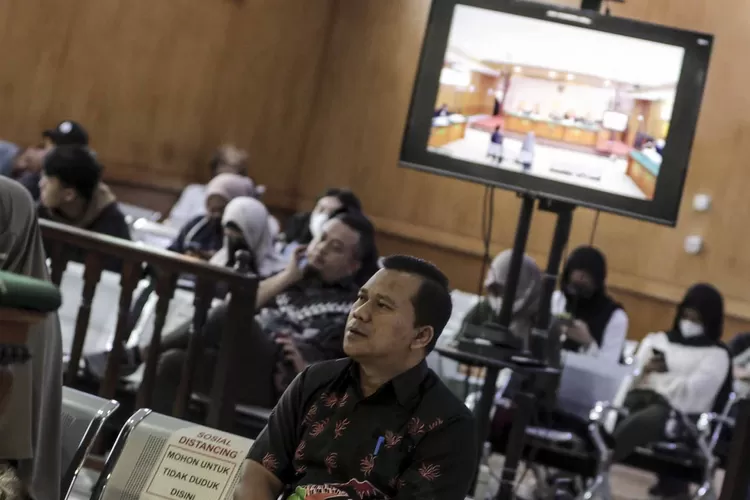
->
left=298, top=256, right=308, bottom=270
left=651, top=348, right=668, bottom=372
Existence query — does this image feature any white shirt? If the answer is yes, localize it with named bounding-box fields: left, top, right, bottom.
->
left=550, top=290, right=629, bottom=364
left=631, top=332, right=729, bottom=414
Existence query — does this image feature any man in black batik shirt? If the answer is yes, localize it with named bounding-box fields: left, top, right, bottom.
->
left=235, top=255, right=478, bottom=500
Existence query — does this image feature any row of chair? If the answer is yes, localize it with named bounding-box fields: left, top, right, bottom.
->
left=484, top=354, right=740, bottom=500
left=62, top=386, right=253, bottom=500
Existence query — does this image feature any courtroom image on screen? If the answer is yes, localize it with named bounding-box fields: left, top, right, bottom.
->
left=428, top=5, right=686, bottom=200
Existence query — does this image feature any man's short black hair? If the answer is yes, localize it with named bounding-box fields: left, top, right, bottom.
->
left=43, top=145, right=102, bottom=200
left=323, top=187, right=362, bottom=213
left=331, top=210, right=375, bottom=262
left=381, top=255, right=452, bottom=352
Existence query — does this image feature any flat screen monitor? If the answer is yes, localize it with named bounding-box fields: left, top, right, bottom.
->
left=400, top=0, right=713, bottom=225
left=602, top=111, right=629, bottom=132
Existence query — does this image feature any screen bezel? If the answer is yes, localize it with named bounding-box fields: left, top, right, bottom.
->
left=399, top=0, right=713, bottom=226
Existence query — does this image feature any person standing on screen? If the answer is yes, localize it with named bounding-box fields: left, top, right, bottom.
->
left=518, top=132, right=535, bottom=171
left=487, top=126, right=504, bottom=163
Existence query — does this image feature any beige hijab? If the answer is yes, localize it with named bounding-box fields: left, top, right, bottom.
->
left=209, top=197, right=286, bottom=277
left=484, top=249, right=543, bottom=339
left=0, top=177, right=62, bottom=500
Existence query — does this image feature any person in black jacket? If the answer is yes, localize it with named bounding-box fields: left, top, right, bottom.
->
left=37, top=146, right=130, bottom=272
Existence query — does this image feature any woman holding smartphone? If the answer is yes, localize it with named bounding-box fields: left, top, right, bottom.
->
left=610, top=283, right=732, bottom=498
left=551, top=246, right=628, bottom=363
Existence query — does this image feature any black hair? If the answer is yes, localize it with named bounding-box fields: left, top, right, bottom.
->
left=331, top=210, right=375, bottom=261
left=381, top=255, right=452, bottom=352
left=322, top=188, right=362, bottom=213
left=675, top=283, right=724, bottom=342
left=43, top=145, right=102, bottom=200
left=328, top=207, right=379, bottom=286
left=562, top=245, right=607, bottom=289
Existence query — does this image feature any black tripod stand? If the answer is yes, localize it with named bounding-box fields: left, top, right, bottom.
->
left=465, top=193, right=574, bottom=500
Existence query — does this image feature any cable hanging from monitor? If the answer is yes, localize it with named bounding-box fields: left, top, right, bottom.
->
left=477, top=185, right=496, bottom=295
left=589, top=210, right=601, bottom=245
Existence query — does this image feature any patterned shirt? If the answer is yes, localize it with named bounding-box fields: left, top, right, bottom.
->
left=258, top=276, right=358, bottom=365
left=247, top=358, right=477, bottom=500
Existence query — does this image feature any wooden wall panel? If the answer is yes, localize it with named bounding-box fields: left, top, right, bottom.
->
left=297, top=0, right=750, bottom=340
left=0, top=0, right=335, bottom=204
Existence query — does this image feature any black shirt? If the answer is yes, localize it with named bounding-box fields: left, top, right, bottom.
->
left=248, top=358, right=477, bottom=500
left=37, top=203, right=131, bottom=273
left=167, top=214, right=223, bottom=256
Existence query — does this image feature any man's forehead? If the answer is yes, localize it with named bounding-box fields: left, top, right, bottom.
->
left=365, top=269, right=421, bottom=300
left=324, top=219, right=359, bottom=243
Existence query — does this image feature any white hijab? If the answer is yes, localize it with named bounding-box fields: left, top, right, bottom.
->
left=210, top=197, right=286, bottom=277
left=0, top=177, right=62, bottom=500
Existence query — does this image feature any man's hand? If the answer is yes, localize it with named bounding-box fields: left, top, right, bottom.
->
left=565, top=319, right=594, bottom=346
left=233, top=459, right=282, bottom=500
left=255, top=246, right=307, bottom=309
left=281, top=246, right=308, bottom=284
left=275, top=334, right=308, bottom=373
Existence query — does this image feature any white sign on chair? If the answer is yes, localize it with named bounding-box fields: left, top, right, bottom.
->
left=141, top=427, right=253, bottom=500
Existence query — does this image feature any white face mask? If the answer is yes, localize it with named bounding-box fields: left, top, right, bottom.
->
left=487, top=295, right=526, bottom=315
left=679, top=319, right=704, bottom=338
left=488, top=296, right=503, bottom=313
left=309, top=213, right=328, bottom=240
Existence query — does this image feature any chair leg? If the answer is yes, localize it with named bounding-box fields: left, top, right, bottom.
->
left=692, top=481, right=716, bottom=500
left=577, top=471, right=612, bottom=500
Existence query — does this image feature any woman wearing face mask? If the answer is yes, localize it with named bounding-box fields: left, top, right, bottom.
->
left=609, top=283, right=732, bottom=498
left=551, top=245, right=628, bottom=363
left=461, top=251, right=545, bottom=451
left=459, top=250, right=543, bottom=342
left=168, top=173, right=259, bottom=261
left=279, top=188, right=362, bottom=254
left=209, top=197, right=286, bottom=278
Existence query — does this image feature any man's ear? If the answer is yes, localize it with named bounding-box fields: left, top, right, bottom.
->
left=62, top=187, right=77, bottom=203
left=411, top=325, right=434, bottom=351
left=350, top=254, right=362, bottom=274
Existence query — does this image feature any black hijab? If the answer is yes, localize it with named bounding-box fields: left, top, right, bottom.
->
left=666, top=283, right=723, bottom=347
left=667, top=283, right=733, bottom=413
left=561, top=246, right=622, bottom=348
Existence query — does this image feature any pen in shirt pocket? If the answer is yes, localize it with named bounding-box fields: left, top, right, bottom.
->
left=374, top=436, right=385, bottom=457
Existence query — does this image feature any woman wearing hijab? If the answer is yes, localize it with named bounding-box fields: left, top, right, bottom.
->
left=209, top=197, right=286, bottom=278
left=168, top=172, right=259, bottom=260
left=166, top=145, right=251, bottom=228
left=460, top=251, right=544, bottom=451
left=0, top=177, right=62, bottom=500
left=459, top=250, right=543, bottom=343
left=86, top=196, right=287, bottom=380
left=610, top=283, right=731, bottom=498
left=279, top=188, right=362, bottom=252
left=551, top=246, right=628, bottom=363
